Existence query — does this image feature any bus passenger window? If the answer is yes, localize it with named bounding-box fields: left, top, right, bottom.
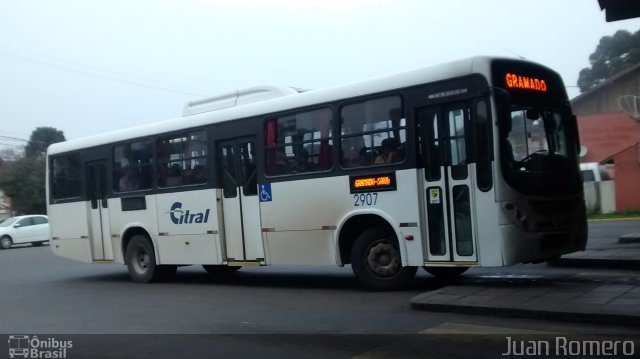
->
left=475, top=100, right=493, bottom=191
left=264, top=108, right=333, bottom=176
left=340, top=96, right=405, bottom=168
left=113, top=140, right=152, bottom=193
left=157, top=131, right=207, bottom=187
left=50, top=154, right=82, bottom=200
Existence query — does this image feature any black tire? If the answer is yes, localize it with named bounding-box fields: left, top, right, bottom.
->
left=350, top=227, right=417, bottom=291
left=423, top=266, right=468, bottom=279
left=32, top=241, right=44, bottom=247
left=0, top=236, right=12, bottom=250
left=125, top=234, right=176, bottom=283
left=202, top=265, right=241, bottom=275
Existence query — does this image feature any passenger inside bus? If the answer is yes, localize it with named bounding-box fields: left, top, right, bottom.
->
left=267, top=148, right=288, bottom=175
left=166, top=164, right=182, bottom=186
left=118, top=166, right=139, bottom=192
left=192, top=165, right=206, bottom=184
left=342, top=136, right=366, bottom=167
left=375, top=138, right=401, bottom=164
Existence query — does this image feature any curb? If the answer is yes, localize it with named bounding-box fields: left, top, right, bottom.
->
left=547, top=258, right=640, bottom=270
left=409, top=299, right=638, bottom=328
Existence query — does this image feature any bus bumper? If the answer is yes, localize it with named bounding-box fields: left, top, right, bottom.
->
left=499, top=222, right=588, bottom=266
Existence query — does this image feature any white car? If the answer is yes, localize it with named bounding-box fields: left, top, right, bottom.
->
left=0, top=215, right=50, bottom=249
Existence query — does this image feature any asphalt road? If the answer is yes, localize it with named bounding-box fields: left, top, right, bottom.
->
left=586, top=218, right=640, bottom=249
left=0, top=220, right=638, bottom=357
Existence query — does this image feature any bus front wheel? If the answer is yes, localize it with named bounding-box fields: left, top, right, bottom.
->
left=350, top=227, right=417, bottom=291
left=125, top=234, right=176, bottom=283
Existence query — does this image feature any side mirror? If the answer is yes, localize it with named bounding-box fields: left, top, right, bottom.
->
left=13, top=223, right=21, bottom=228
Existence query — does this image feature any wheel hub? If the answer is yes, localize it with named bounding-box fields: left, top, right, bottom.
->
left=366, top=240, right=400, bottom=278
left=132, top=248, right=150, bottom=274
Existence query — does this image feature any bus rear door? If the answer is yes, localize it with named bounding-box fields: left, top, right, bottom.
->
left=85, top=160, right=113, bottom=261
left=418, top=104, right=478, bottom=264
left=217, top=137, right=265, bottom=264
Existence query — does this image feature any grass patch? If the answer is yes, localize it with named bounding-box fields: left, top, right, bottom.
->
left=588, top=211, right=640, bottom=220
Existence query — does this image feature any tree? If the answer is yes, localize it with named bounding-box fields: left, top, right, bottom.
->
left=0, top=127, right=66, bottom=214
left=24, top=127, right=65, bottom=158
left=577, top=29, right=640, bottom=93
left=0, top=156, right=46, bottom=214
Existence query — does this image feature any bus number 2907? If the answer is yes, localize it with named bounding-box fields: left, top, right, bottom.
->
left=353, top=193, right=378, bottom=206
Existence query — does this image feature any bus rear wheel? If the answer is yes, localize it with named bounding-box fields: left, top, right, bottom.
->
left=423, top=266, right=468, bottom=279
left=125, top=234, right=176, bottom=283
left=350, top=227, right=417, bottom=291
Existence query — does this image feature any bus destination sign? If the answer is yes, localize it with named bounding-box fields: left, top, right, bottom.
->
left=349, top=173, right=397, bottom=193
left=505, top=73, right=547, bottom=92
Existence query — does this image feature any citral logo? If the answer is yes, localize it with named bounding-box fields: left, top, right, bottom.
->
left=168, top=202, right=210, bottom=224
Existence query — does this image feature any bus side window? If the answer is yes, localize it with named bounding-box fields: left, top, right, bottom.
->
left=475, top=100, right=493, bottom=191
left=264, top=108, right=333, bottom=176
left=157, top=131, right=207, bottom=187
left=340, top=96, right=405, bottom=168
left=113, top=140, right=152, bottom=192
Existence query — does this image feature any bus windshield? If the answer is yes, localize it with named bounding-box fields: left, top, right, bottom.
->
left=499, top=100, right=581, bottom=196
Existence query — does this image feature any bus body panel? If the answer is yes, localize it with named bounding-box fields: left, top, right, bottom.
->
left=259, top=176, right=346, bottom=266
left=260, top=169, right=424, bottom=266
left=156, top=233, right=220, bottom=265
left=155, top=189, right=221, bottom=265
left=108, top=195, right=157, bottom=263
left=470, top=163, right=503, bottom=267
left=263, top=231, right=336, bottom=266
left=49, top=201, right=93, bottom=263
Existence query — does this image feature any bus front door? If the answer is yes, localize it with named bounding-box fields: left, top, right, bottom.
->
left=418, top=105, right=478, bottom=264
left=217, top=137, right=265, bottom=263
left=85, top=160, right=113, bottom=261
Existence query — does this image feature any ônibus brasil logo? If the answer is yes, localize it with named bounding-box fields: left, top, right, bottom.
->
left=168, top=202, right=210, bottom=224
left=7, top=335, right=73, bottom=359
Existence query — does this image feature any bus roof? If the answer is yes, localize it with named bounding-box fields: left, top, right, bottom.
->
left=47, top=56, right=528, bottom=155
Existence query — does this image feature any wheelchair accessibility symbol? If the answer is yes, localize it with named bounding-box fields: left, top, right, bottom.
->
left=259, top=183, right=272, bottom=202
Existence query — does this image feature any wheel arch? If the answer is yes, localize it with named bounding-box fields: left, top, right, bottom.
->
left=120, top=225, right=157, bottom=263
left=336, top=210, right=404, bottom=266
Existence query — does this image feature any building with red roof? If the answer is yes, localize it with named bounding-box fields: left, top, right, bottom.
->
left=571, top=63, right=640, bottom=211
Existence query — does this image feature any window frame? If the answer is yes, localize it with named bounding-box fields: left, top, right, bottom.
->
left=264, top=106, right=335, bottom=177
left=156, top=129, right=209, bottom=188
left=49, top=152, right=83, bottom=202
left=338, top=94, right=407, bottom=169
left=112, top=139, right=154, bottom=193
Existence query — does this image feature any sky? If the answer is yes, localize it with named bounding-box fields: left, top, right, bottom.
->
left=1, top=0, right=639, bottom=154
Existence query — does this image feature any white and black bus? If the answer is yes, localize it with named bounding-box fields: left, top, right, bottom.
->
left=46, top=56, right=587, bottom=290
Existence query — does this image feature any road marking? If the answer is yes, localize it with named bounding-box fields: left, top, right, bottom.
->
left=419, top=322, right=557, bottom=334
